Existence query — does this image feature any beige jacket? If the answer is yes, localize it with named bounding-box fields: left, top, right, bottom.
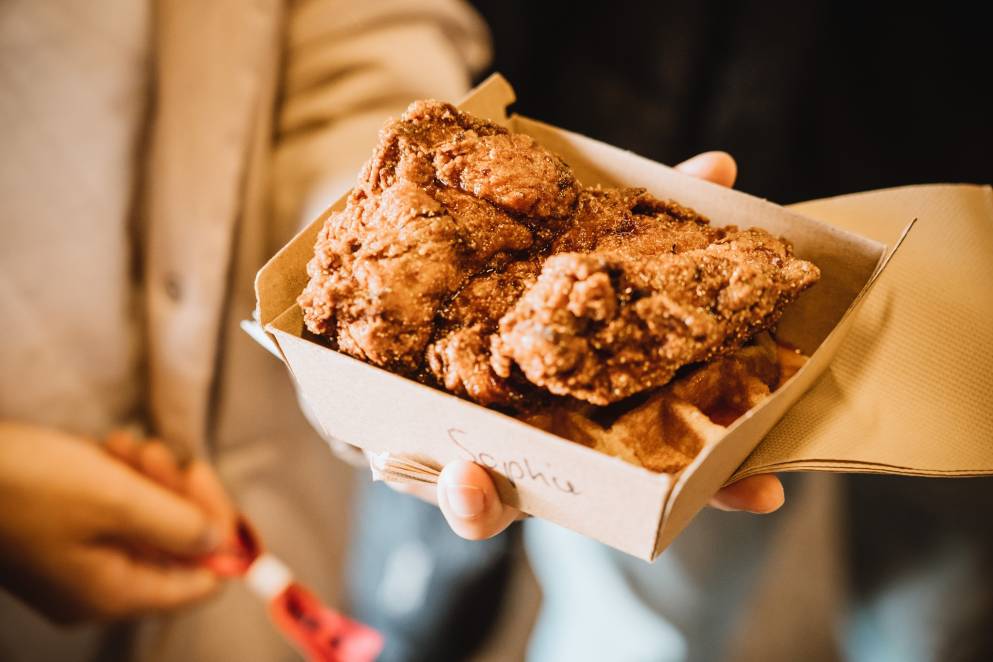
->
left=0, top=1, right=488, bottom=660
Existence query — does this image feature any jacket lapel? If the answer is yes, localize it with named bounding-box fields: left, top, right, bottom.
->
left=144, top=0, right=281, bottom=452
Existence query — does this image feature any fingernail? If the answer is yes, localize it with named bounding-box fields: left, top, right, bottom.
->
left=759, top=482, right=786, bottom=513
left=745, top=485, right=784, bottom=514
left=675, top=152, right=712, bottom=174
left=445, top=484, right=486, bottom=519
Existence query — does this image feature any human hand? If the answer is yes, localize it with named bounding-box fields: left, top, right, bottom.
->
left=0, top=423, right=236, bottom=622
left=423, top=152, right=784, bottom=540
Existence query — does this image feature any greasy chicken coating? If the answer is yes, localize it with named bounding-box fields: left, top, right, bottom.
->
left=299, top=98, right=820, bottom=410
left=492, top=228, right=820, bottom=405
left=297, top=181, right=465, bottom=369
left=424, top=187, right=714, bottom=405
left=359, top=99, right=506, bottom=193
left=435, top=133, right=579, bottom=218
left=426, top=260, right=540, bottom=406
left=552, top=187, right=721, bottom=256
left=299, top=100, right=578, bottom=374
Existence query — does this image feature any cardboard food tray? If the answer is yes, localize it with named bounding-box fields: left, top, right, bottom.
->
left=252, top=74, right=992, bottom=560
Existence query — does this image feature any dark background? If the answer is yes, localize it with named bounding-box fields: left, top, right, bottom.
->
left=471, top=1, right=992, bottom=204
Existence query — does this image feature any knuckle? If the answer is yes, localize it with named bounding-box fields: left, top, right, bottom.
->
left=97, top=479, right=135, bottom=525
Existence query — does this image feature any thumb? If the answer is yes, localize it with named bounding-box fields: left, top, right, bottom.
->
left=437, top=460, right=519, bottom=541
left=710, top=474, right=785, bottom=514
left=109, top=471, right=222, bottom=558
left=675, top=151, right=738, bottom=188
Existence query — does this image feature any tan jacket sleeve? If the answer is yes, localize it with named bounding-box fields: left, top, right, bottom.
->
left=270, top=0, right=491, bottom=243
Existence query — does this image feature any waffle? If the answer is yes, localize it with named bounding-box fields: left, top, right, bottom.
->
left=527, top=333, right=807, bottom=474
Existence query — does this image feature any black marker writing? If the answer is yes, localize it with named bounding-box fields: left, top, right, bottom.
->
left=446, top=428, right=581, bottom=495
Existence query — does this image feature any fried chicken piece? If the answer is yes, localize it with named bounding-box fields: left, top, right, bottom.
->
left=299, top=99, right=820, bottom=411
left=299, top=100, right=578, bottom=374
left=425, top=261, right=539, bottom=406
left=426, top=187, right=721, bottom=405
left=492, top=228, right=820, bottom=405
left=298, top=181, right=464, bottom=369
left=435, top=132, right=579, bottom=218
left=552, top=187, right=721, bottom=256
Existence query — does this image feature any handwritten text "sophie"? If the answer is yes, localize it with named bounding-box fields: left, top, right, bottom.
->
left=448, top=428, right=581, bottom=496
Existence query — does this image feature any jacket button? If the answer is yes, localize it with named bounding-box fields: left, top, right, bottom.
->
left=164, top=273, right=183, bottom=302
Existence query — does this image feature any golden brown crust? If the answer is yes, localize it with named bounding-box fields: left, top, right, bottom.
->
left=493, top=228, right=820, bottom=404
left=298, top=101, right=569, bottom=375
left=298, top=100, right=820, bottom=412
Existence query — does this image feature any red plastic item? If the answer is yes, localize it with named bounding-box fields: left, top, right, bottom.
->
left=201, top=517, right=383, bottom=662
left=271, top=582, right=383, bottom=662
left=200, top=518, right=260, bottom=577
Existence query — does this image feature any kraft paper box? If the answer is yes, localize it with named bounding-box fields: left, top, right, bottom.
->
left=251, top=74, right=993, bottom=561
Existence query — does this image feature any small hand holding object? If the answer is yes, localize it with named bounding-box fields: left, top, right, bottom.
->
left=0, top=423, right=234, bottom=622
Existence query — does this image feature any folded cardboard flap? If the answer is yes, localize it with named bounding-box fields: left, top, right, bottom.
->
left=732, top=184, right=993, bottom=481
left=455, top=73, right=515, bottom=128
left=654, top=246, right=895, bottom=554
left=650, top=222, right=921, bottom=553
left=256, top=204, right=335, bottom=331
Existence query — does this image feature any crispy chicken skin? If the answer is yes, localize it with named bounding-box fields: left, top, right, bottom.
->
left=298, top=101, right=576, bottom=375
left=299, top=100, right=820, bottom=406
left=491, top=228, right=820, bottom=404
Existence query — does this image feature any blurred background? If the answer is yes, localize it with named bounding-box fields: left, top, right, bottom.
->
left=473, top=1, right=992, bottom=201
left=1, top=1, right=990, bottom=661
